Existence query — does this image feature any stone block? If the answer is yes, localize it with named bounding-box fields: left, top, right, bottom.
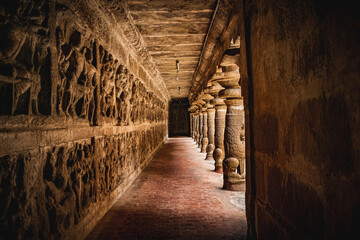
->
left=286, top=95, right=353, bottom=177
left=283, top=174, right=324, bottom=239
left=267, top=164, right=283, bottom=211
left=254, top=159, right=266, bottom=203
left=255, top=201, right=287, bottom=240
left=253, top=113, right=279, bottom=155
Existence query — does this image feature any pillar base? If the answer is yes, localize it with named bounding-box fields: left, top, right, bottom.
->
left=205, top=144, right=214, bottom=160
left=223, top=180, right=245, bottom=191
left=205, top=151, right=214, bottom=160
left=215, top=166, right=223, bottom=173
left=223, top=157, right=245, bottom=191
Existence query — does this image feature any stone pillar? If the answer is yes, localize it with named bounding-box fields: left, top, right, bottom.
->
left=202, top=85, right=215, bottom=160
left=238, top=106, right=245, bottom=174
left=210, top=80, right=226, bottom=173
left=189, top=112, right=193, bottom=138
left=193, top=114, right=196, bottom=139
left=188, top=105, right=198, bottom=140
left=218, top=53, right=245, bottom=191
left=198, top=111, right=203, bottom=148
left=194, top=112, right=199, bottom=142
left=201, top=105, right=208, bottom=153
left=206, top=102, right=215, bottom=160
left=194, top=99, right=205, bottom=148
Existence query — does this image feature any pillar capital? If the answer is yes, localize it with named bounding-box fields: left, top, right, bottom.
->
left=188, top=105, right=197, bottom=114
left=198, top=93, right=212, bottom=109
left=209, top=82, right=225, bottom=108
left=217, top=62, right=241, bottom=101
left=193, top=98, right=205, bottom=109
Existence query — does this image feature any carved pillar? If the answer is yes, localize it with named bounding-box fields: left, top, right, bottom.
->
left=218, top=53, right=245, bottom=191
left=189, top=112, right=193, bottom=138
left=194, top=99, right=205, bottom=148
left=201, top=105, right=208, bottom=153
left=198, top=111, right=203, bottom=148
left=194, top=111, right=199, bottom=142
left=188, top=105, right=197, bottom=139
left=206, top=104, right=215, bottom=160
left=204, top=87, right=215, bottom=160
left=238, top=106, right=245, bottom=174
left=193, top=114, right=196, bottom=139
left=210, top=79, right=225, bottom=172
left=192, top=105, right=199, bottom=142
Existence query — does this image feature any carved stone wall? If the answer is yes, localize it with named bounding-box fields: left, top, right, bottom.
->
left=0, top=1, right=168, bottom=239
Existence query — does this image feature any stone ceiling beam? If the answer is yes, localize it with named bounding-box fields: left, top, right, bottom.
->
left=150, top=52, right=201, bottom=58
left=147, top=45, right=203, bottom=52
left=131, top=11, right=212, bottom=24
left=127, top=0, right=217, bottom=11
left=144, top=35, right=206, bottom=46
left=136, top=23, right=209, bottom=36
left=188, top=0, right=241, bottom=103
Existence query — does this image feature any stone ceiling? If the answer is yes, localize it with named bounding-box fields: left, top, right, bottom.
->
left=127, top=0, right=217, bottom=98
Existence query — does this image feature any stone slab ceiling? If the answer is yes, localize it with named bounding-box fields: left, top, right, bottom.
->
left=127, top=0, right=217, bottom=98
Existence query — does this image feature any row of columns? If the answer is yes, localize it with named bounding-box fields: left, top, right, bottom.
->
left=189, top=52, right=245, bottom=191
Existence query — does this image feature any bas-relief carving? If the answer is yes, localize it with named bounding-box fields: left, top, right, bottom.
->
left=1, top=16, right=166, bottom=127
left=0, top=125, right=166, bottom=239
left=99, top=45, right=117, bottom=121
left=0, top=1, right=50, bottom=116
left=0, top=1, right=168, bottom=239
left=56, top=25, right=97, bottom=122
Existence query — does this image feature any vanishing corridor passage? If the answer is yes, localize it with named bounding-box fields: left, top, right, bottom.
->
left=87, top=138, right=247, bottom=240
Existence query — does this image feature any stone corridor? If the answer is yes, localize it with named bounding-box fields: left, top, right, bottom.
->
left=87, top=137, right=247, bottom=240
left=1, top=0, right=359, bottom=239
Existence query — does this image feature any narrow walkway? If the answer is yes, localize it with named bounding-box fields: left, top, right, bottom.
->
left=87, top=137, right=247, bottom=240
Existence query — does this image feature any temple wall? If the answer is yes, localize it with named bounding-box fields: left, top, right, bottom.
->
left=245, top=0, right=359, bottom=239
left=0, top=1, right=168, bottom=239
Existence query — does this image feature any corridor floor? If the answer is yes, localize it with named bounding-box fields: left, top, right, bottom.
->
left=86, top=137, right=247, bottom=240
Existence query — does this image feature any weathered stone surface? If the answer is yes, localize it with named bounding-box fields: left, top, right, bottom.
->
left=244, top=0, right=360, bottom=239
left=0, top=125, right=166, bottom=239
left=0, top=1, right=168, bottom=239
left=255, top=202, right=287, bottom=240
left=253, top=113, right=279, bottom=155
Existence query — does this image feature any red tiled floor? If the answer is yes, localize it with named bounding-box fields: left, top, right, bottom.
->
left=86, top=137, right=247, bottom=240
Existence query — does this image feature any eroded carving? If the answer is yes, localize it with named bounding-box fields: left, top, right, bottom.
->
left=0, top=10, right=50, bottom=116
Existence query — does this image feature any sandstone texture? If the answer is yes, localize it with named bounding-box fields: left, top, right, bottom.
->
left=242, top=0, right=360, bottom=239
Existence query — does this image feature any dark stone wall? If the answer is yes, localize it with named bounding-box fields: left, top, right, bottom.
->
left=0, top=0, right=168, bottom=239
left=169, top=98, right=190, bottom=137
left=245, top=0, right=360, bottom=239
